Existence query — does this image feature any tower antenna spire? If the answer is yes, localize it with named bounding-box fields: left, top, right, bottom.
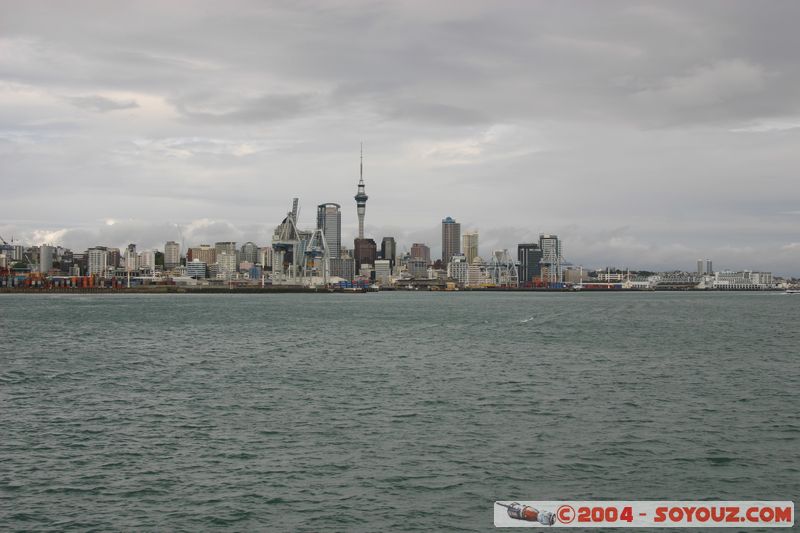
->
left=360, top=142, right=363, bottom=183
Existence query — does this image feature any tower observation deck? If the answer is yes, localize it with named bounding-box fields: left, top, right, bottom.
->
left=354, top=144, right=368, bottom=239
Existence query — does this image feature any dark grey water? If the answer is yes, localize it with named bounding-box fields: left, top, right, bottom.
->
left=1, top=292, right=798, bottom=531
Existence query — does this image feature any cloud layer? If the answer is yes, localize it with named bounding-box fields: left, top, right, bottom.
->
left=1, top=1, right=799, bottom=274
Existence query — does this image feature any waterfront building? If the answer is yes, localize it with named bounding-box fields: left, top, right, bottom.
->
left=354, top=238, right=377, bottom=274
left=462, top=232, right=479, bottom=264
left=164, top=241, right=180, bottom=269
left=354, top=146, right=368, bottom=239
left=240, top=241, right=258, bottom=264
left=447, top=254, right=469, bottom=286
left=539, top=234, right=563, bottom=283
left=467, top=256, right=486, bottom=287
left=139, top=250, right=156, bottom=272
left=217, top=251, right=238, bottom=277
left=518, top=243, right=543, bottom=285
left=380, top=237, right=396, bottom=268
left=124, top=244, right=137, bottom=271
left=410, top=243, right=431, bottom=265
left=88, top=247, right=109, bottom=276
left=0, top=254, right=6, bottom=269
left=441, top=217, right=461, bottom=265
left=317, top=203, right=342, bottom=258
left=39, top=245, right=54, bottom=273
left=329, top=257, right=355, bottom=281
left=215, top=241, right=237, bottom=259
left=406, top=258, right=429, bottom=278
left=186, top=259, right=207, bottom=279
left=107, top=248, right=121, bottom=268
left=375, top=259, right=392, bottom=285
left=190, top=245, right=216, bottom=265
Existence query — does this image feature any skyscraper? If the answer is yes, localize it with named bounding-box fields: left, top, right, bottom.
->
left=462, top=232, right=478, bottom=264
left=125, top=243, right=137, bottom=271
left=88, top=247, right=109, bottom=276
left=518, top=243, right=543, bottom=285
left=215, top=241, right=237, bottom=258
left=353, top=238, right=377, bottom=274
left=317, top=203, right=342, bottom=258
left=164, top=241, right=180, bottom=269
left=39, top=245, right=54, bottom=273
left=697, top=259, right=704, bottom=276
left=441, top=217, right=461, bottom=265
left=380, top=237, right=396, bottom=268
left=539, top=234, right=562, bottom=283
left=240, top=241, right=258, bottom=264
left=705, top=259, right=713, bottom=275
left=410, top=243, right=431, bottom=265
left=354, top=145, right=368, bottom=239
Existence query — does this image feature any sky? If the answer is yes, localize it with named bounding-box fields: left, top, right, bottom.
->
left=1, top=0, right=799, bottom=274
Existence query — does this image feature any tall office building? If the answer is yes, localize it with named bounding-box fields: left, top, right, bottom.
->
left=441, top=217, right=461, bottom=265
left=108, top=248, right=121, bottom=268
left=190, top=245, right=216, bottom=265
left=217, top=251, right=237, bottom=277
left=380, top=237, right=396, bottom=268
left=164, top=241, right=180, bottom=269
left=697, top=259, right=704, bottom=276
left=88, top=247, right=109, bottom=276
left=374, top=259, right=392, bottom=285
left=539, top=234, right=562, bottom=283
left=215, top=241, right=237, bottom=258
left=354, top=146, right=368, bottom=239
left=39, top=245, right=54, bottom=273
left=139, top=250, right=156, bottom=271
left=518, top=243, right=543, bottom=285
left=705, top=259, right=713, bottom=275
left=317, top=203, right=342, bottom=258
left=240, top=242, right=258, bottom=264
left=125, top=244, right=138, bottom=271
left=462, top=232, right=479, bottom=264
left=353, top=238, right=377, bottom=274
left=410, top=243, right=431, bottom=264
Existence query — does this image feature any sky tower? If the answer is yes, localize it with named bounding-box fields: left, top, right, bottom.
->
left=354, top=144, right=368, bottom=239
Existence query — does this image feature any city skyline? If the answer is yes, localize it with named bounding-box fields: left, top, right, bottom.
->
left=2, top=2, right=800, bottom=274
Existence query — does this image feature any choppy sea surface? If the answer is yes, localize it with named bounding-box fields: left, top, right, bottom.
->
left=1, top=292, right=798, bottom=531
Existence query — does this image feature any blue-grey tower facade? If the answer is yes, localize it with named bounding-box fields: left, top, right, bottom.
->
left=354, top=145, right=368, bottom=239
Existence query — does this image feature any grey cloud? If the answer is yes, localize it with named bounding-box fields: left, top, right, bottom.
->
left=2, top=1, right=800, bottom=274
left=66, top=95, right=139, bottom=112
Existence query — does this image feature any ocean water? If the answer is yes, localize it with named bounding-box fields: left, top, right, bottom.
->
left=1, top=292, right=798, bottom=531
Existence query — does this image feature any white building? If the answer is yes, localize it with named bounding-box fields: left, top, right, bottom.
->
left=448, top=254, right=469, bottom=286
left=39, top=244, right=54, bottom=273
left=164, top=241, right=180, bottom=269
left=88, top=248, right=109, bottom=276
left=374, top=259, right=392, bottom=285
left=139, top=250, right=156, bottom=272
left=217, top=251, right=238, bottom=278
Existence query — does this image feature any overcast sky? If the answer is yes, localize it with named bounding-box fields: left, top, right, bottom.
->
left=1, top=1, right=799, bottom=273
